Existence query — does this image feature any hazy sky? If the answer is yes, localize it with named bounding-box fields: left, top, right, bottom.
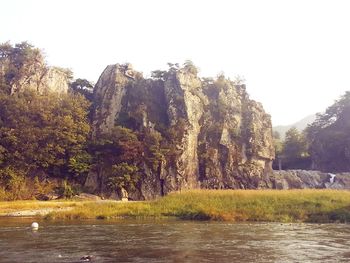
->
left=1, top=0, right=349, bottom=126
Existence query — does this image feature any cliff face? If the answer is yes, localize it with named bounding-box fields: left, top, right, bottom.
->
left=272, top=170, right=350, bottom=189
left=86, top=64, right=275, bottom=199
left=10, top=66, right=70, bottom=94
left=1, top=53, right=69, bottom=95
left=42, top=67, right=70, bottom=94
left=91, top=64, right=130, bottom=137
left=163, top=70, right=203, bottom=191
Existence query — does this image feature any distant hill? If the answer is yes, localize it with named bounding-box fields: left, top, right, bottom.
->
left=273, top=114, right=316, bottom=139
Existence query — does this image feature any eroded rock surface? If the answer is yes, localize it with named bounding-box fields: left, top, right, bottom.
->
left=86, top=64, right=275, bottom=199
left=0, top=46, right=70, bottom=95
left=271, top=170, right=350, bottom=189
left=8, top=65, right=70, bottom=95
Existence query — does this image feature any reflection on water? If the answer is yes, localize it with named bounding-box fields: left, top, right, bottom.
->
left=0, top=218, right=350, bottom=262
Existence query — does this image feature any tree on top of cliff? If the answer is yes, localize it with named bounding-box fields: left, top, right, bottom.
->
left=0, top=41, right=46, bottom=94
left=232, top=75, right=246, bottom=86
left=167, top=62, right=179, bottom=74
left=70, top=78, right=94, bottom=101
left=151, top=70, right=167, bottom=80
left=151, top=61, right=199, bottom=80
left=183, top=60, right=198, bottom=75
left=167, top=62, right=179, bottom=69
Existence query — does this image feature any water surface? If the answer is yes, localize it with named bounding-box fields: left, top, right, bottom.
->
left=0, top=218, right=350, bottom=262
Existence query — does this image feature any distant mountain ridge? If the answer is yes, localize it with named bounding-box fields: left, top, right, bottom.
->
left=273, top=114, right=316, bottom=139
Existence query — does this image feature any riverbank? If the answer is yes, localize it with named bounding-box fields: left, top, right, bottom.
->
left=1, top=190, right=350, bottom=223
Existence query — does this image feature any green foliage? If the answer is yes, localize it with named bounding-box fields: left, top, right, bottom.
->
left=273, top=131, right=283, bottom=154
left=143, top=129, right=165, bottom=172
left=33, top=176, right=56, bottom=200
left=0, top=167, right=29, bottom=200
left=117, top=103, right=146, bottom=130
left=279, top=127, right=310, bottom=169
left=91, top=126, right=142, bottom=165
left=0, top=41, right=45, bottom=94
left=70, top=78, right=94, bottom=101
left=167, top=62, right=179, bottom=73
left=57, top=179, right=74, bottom=199
left=272, top=131, right=283, bottom=170
left=0, top=167, right=59, bottom=201
left=33, top=189, right=350, bottom=223
left=0, top=90, right=91, bottom=179
left=203, top=75, right=241, bottom=118
left=306, top=91, right=350, bottom=172
left=151, top=70, right=167, bottom=80
left=68, top=151, right=92, bottom=182
left=0, top=41, right=93, bottom=198
left=183, top=60, right=198, bottom=75
left=283, top=128, right=307, bottom=158
left=107, top=162, right=139, bottom=191
left=90, top=126, right=142, bottom=193
left=33, top=176, right=45, bottom=196
left=0, top=145, right=6, bottom=165
left=162, top=118, right=188, bottom=163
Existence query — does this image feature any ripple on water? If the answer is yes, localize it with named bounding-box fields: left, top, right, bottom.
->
left=0, top=220, right=350, bottom=262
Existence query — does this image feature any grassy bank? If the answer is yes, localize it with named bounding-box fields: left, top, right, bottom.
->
left=2, top=190, right=350, bottom=223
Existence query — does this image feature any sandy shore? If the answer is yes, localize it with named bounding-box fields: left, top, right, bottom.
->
left=0, top=207, right=73, bottom=217
left=0, top=199, right=123, bottom=217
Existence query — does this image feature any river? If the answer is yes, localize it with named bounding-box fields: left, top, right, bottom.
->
left=0, top=218, right=350, bottom=262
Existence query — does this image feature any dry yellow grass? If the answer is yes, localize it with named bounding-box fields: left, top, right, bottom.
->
left=155, top=189, right=350, bottom=222
left=0, top=200, right=80, bottom=215
left=2, top=189, right=350, bottom=223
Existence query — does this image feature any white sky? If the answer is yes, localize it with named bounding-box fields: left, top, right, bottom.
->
left=1, top=0, right=349, bottom=126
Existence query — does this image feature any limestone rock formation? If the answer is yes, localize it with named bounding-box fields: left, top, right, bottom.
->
left=9, top=66, right=70, bottom=95
left=91, top=64, right=136, bottom=137
left=41, top=67, right=70, bottom=94
left=86, top=63, right=275, bottom=199
left=0, top=42, right=70, bottom=95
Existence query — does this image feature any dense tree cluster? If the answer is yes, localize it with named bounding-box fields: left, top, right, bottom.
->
left=273, top=91, right=350, bottom=172
left=306, top=92, right=350, bottom=172
left=0, top=41, right=45, bottom=94
left=0, top=90, right=91, bottom=199
left=0, top=42, right=91, bottom=200
left=272, top=128, right=310, bottom=170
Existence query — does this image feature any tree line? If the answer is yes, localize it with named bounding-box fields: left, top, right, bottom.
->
left=273, top=91, right=350, bottom=172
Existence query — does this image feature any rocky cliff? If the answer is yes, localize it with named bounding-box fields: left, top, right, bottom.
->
left=86, top=63, right=275, bottom=199
left=0, top=43, right=70, bottom=95
left=9, top=66, right=70, bottom=95
left=271, top=170, right=350, bottom=189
